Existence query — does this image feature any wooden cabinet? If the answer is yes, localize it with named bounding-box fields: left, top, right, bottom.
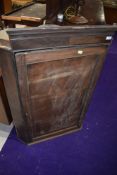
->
left=0, top=25, right=117, bottom=144
left=0, top=0, right=116, bottom=145
left=0, top=0, right=12, bottom=15
left=0, top=40, right=12, bottom=124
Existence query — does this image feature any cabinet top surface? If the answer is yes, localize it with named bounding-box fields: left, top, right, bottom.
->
left=7, top=24, right=117, bottom=34
left=0, top=25, right=117, bottom=52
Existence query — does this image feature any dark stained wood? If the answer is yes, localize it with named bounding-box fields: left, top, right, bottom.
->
left=0, top=40, right=12, bottom=124
left=104, top=5, right=117, bottom=24
left=0, top=69, right=12, bottom=124
left=46, top=0, right=60, bottom=18
left=0, top=0, right=12, bottom=15
left=0, top=48, right=32, bottom=142
left=81, top=0, right=106, bottom=25
left=7, top=25, right=116, bottom=52
left=0, top=0, right=12, bottom=29
left=15, top=46, right=107, bottom=138
left=0, top=0, right=117, bottom=144
left=0, top=24, right=116, bottom=144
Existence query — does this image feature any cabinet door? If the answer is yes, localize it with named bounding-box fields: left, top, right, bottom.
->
left=15, top=46, right=107, bottom=141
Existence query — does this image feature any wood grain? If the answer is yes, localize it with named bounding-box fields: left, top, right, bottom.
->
left=15, top=45, right=107, bottom=139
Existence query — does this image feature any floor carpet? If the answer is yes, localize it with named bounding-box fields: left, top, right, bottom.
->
left=0, top=34, right=117, bottom=175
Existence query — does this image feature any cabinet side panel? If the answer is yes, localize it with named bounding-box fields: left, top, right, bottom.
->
left=0, top=75, right=12, bottom=124
left=79, top=48, right=107, bottom=123
left=0, top=48, right=32, bottom=143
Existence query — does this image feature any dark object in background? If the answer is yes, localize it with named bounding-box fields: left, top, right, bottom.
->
left=1, top=1, right=46, bottom=28
left=0, top=0, right=12, bottom=29
left=103, top=0, right=117, bottom=24
left=63, top=0, right=89, bottom=24
left=46, top=0, right=105, bottom=25
left=2, top=0, right=105, bottom=28
left=0, top=0, right=12, bottom=15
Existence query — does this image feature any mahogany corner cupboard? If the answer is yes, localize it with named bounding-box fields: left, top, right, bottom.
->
left=0, top=25, right=117, bottom=144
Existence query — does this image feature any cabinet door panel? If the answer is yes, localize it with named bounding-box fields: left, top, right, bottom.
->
left=16, top=46, right=106, bottom=138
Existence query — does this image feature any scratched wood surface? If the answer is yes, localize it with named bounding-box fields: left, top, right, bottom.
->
left=1, top=24, right=116, bottom=144
left=15, top=46, right=107, bottom=138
